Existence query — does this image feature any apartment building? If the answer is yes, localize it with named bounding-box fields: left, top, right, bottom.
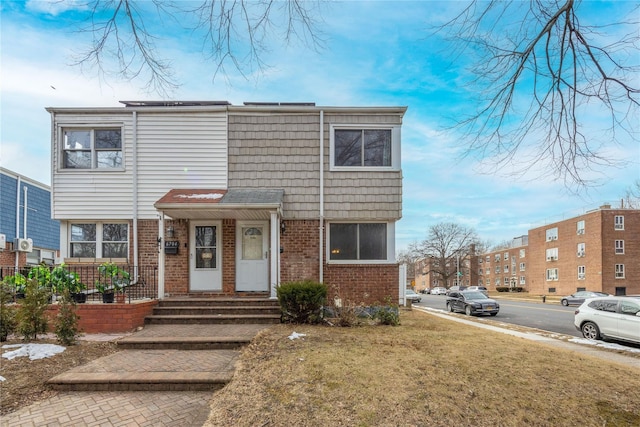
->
left=414, top=249, right=479, bottom=292
left=479, top=236, right=528, bottom=290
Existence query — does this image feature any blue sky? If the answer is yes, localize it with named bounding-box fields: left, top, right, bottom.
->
left=1, top=0, right=638, bottom=252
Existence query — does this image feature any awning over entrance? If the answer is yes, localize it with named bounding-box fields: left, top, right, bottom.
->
left=154, top=188, right=284, bottom=220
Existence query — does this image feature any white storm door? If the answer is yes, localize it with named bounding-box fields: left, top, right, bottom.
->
left=190, top=221, right=222, bottom=291
left=236, top=221, right=269, bottom=291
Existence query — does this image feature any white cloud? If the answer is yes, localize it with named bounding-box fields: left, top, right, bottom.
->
left=25, top=0, right=88, bottom=16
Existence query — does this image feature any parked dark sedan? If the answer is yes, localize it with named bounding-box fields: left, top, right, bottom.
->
left=560, top=291, right=609, bottom=306
left=446, top=291, right=499, bottom=316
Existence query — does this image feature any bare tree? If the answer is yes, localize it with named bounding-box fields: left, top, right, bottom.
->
left=623, top=180, right=640, bottom=209
left=436, top=0, right=639, bottom=188
left=411, top=222, right=480, bottom=287
left=74, top=0, right=325, bottom=95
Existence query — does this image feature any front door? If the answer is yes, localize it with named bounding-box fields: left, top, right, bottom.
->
left=236, top=221, right=269, bottom=291
left=190, top=221, right=222, bottom=291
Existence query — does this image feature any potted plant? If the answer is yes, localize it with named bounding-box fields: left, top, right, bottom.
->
left=96, top=262, right=130, bottom=303
left=28, top=263, right=55, bottom=302
left=51, top=264, right=86, bottom=303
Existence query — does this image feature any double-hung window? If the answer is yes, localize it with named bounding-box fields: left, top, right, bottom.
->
left=578, top=265, right=586, bottom=280
left=576, top=220, right=585, bottom=235
left=614, top=215, right=624, bottom=230
left=546, top=248, right=558, bottom=261
left=70, top=222, right=129, bottom=259
left=615, top=240, right=624, bottom=254
left=546, top=227, right=558, bottom=241
left=330, top=125, right=400, bottom=170
left=63, top=128, right=123, bottom=169
left=329, top=223, right=389, bottom=262
left=615, top=264, right=625, bottom=279
left=546, top=268, right=558, bottom=281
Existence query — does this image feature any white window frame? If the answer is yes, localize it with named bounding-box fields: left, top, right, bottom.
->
left=495, top=278, right=500, bottom=286
left=615, top=240, right=624, bottom=254
left=519, top=276, right=526, bottom=285
left=520, top=262, right=525, bottom=271
left=326, top=221, right=395, bottom=264
left=614, top=215, right=624, bottom=230
left=519, top=249, right=525, bottom=258
left=577, top=242, right=585, bottom=257
left=546, top=248, right=558, bottom=261
left=68, top=222, right=129, bottom=260
left=546, top=227, right=558, bottom=241
left=615, top=264, right=625, bottom=279
left=494, top=254, right=500, bottom=262
left=503, top=265, right=509, bottom=273
left=60, top=125, right=124, bottom=170
left=576, top=220, right=585, bottom=235
left=578, top=265, right=585, bottom=280
left=329, top=124, right=401, bottom=171
left=503, top=252, right=509, bottom=260
left=546, top=268, right=559, bottom=281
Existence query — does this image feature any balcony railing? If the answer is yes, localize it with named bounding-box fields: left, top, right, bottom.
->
left=0, top=264, right=158, bottom=303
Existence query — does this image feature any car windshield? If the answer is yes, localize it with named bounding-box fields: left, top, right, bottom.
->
left=463, top=291, right=488, bottom=300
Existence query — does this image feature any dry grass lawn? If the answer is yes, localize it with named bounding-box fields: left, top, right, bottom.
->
left=206, top=309, right=640, bottom=427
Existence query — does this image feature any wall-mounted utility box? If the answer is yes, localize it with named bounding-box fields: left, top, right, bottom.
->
left=0, top=234, right=5, bottom=251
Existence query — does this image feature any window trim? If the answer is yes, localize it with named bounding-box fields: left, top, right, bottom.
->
left=615, top=240, right=624, bottom=254
left=329, top=124, right=401, bottom=171
left=614, top=215, right=624, bottom=230
left=546, top=268, right=559, bottom=281
left=615, top=264, right=625, bottom=279
left=59, top=124, right=125, bottom=171
left=546, top=227, right=558, bottom=241
left=326, top=221, right=395, bottom=264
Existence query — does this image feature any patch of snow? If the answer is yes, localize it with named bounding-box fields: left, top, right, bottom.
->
left=0, top=375, right=5, bottom=382
left=2, top=343, right=66, bottom=360
left=568, top=338, right=640, bottom=353
left=176, top=193, right=223, bottom=200
left=288, top=332, right=307, bottom=340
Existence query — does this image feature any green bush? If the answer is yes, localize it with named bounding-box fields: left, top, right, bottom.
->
left=0, top=282, right=17, bottom=341
left=3, top=272, right=27, bottom=295
left=496, top=287, right=509, bottom=292
left=55, top=290, right=81, bottom=345
left=277, top=280, right=327, bottom=324
left=16, top=278, right=51, bottom=340
left=372, top=297, right=400, bottom=326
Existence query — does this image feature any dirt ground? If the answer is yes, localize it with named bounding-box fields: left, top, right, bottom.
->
left=0, top=337, right=120, bottom=416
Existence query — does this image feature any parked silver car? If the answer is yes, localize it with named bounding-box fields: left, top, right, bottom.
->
left=561, top=291, right=609, bottom=306
left=574, top=297, right=640, bottom=345
left=405, top=289, right=422, bottom=303
left=431, top=287, right=447, bottom=295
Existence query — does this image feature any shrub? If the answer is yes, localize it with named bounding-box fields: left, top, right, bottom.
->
left=0, top=282, right=17, bottom=341
left=51, top=263, right=85, bottom=294
left=16, top=278, right=51, bottom=340
left=277, top=280, right=327, bottom=324
left=372, top=297, right=400, bottom=326
left=326, top=285, right=369, bottom=327
left=496, top=287, right=509, bottom=293
left=3, top=272, right=27, bottom=295
left=55, top=290, right=81, bottom=345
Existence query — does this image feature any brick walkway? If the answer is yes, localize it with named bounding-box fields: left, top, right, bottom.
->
left=1, top=391, right=213, bottom=427
left=1, top=324, right=271, bottom=427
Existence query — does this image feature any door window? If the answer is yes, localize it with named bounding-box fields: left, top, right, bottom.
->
left=195, top=226, right=216, bottom=269
left=242, top=227, right=263, bottom=260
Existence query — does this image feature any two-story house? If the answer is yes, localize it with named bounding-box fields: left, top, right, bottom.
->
left=46, top=101, right=406, bottom=305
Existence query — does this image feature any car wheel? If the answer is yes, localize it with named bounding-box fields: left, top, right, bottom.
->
left=465, top=305, right=472, bottom=316
left=581, top=322, right=601, bottom=340
left=561, top=299, right=569, bottom=306
left=447, top=302, right=454, bottom=312
left=490, top=312, right=498, bottom=316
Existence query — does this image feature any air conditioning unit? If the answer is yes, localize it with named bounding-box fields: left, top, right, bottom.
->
left=15, top=238, right=33, bottom=253
left=0, top=234, right=5, bottom=251
left=577, top=229, right=584, bottom=235
left=577, top=251, right=585, bottom=257
left=552, top=236, right=558, bottom=240
left=546, top=256, right=552, bottom=261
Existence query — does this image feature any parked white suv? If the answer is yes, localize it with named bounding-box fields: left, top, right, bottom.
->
left=574, top=297, right=640, bottom=345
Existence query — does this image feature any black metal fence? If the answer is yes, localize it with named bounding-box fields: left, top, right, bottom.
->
left=0, top=264, right=158, bottom=303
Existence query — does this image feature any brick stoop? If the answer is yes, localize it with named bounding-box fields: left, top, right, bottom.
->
left=144, top=297, right=282, bottom=325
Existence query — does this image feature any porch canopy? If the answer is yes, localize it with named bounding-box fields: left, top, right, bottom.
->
left=154, top=188, right=284, bottom=219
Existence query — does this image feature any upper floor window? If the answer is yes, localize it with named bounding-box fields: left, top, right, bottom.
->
left=615, top=264, right=625, bottom=279
left=578, top=265, right=585, bottom=280
left=485, top=255, right=490, bottom=262
left=503, top=252, right=509, bottom=260
left=503, top=265, right=509, bottom=273
left=615, top=240, right=624, bottom=254
left=546, top=227, right=558, bottom=242
left=329, top=222, right=389, bottom=262
left=576, top=220, right=585, bottom=235
left=614, top=215, right=624, bottom=230
left=63, top=128, right=122, bottom=169
left=519, top=262, right=526, bottom=271
left=519, top=249, right=525, bottom=258
left=70, top=222, right=129, bottom=259
left=546, top=268, right=558, bottom=281
left=577, top=243, right=585, bottom=257
left=494, top=254, right=500, bottom=262
left=330, top=125, right=400, bottom=170
left=546, top=248, right=558, bottom=261
left=519, top=276, right=526, bottom=285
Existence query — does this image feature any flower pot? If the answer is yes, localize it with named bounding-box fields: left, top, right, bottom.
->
left=102, top=292, right=115, bottom=304
left=72, top=293, right=87, bottom=304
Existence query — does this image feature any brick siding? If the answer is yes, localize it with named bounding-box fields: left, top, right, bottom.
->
left=46, top=300, right=157, bottom=334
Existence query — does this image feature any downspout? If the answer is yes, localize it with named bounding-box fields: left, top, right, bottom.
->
left=319, top=110, right=324, bottom=283
left=132, top=111, right=139, bottom=277
left=15, top=176, right=21, bottom=270
left=23, top=187, right=28, bottom=239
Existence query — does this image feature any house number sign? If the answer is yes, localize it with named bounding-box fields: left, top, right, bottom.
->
left=164, top=240, right=179, bottom=255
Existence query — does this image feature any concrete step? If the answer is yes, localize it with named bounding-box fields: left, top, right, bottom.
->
left=152, top=306, right=281, bottom=316
left=47, top=348, right=240, bottom=392
left=144, top=314, right=281, bottom=325
left=158, top=297, right=278, bottom=307
left=117, top=335, right=252, bottom=350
